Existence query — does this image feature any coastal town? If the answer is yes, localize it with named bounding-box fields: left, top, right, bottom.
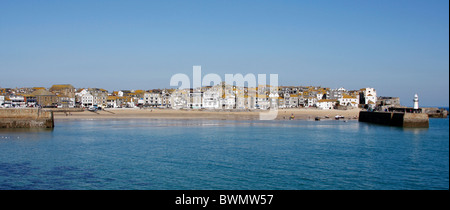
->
left=2, top=83, right=445, bottom=129
left=0, top=84, right=393, bottom=111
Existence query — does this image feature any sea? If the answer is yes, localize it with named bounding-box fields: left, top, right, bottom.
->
left=0, top=117, right=448, bottom=190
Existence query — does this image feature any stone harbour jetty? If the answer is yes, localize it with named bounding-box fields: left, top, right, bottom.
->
left=359, top=111, right=429, bottom=128
left=0, top=108, right=54, bottom=129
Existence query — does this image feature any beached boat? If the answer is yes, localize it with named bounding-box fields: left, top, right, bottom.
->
left=335, top=115, right=344, bottom=120
left=88, top=106, right=98, bottom=112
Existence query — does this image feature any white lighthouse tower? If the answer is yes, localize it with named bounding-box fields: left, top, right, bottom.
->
left=413, top=94, right=419, bottom=110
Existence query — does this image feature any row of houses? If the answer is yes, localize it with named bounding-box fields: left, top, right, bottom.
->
left=0, top=85, right=77, bottom=108
left=144, top=85, right=377, bottom=110
left=0, top=84, right=379, bottom=110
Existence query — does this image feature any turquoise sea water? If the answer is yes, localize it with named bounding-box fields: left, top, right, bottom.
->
left=0, top=118, right=448, bottom=190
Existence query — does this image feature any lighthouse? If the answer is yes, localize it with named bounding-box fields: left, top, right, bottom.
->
left=413, top=94, right=419, bottom=110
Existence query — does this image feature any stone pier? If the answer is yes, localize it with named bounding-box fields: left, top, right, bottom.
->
left=0, top=108, right=54, bottom=129
left=359, top=111, right=429, bottom=128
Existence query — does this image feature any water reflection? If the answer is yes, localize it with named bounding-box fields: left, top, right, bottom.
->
left=0, top=128, right=53, bottom=141
left=0, top=128, right=53, bottom=133
left=402, top=128, right=428, bottom=135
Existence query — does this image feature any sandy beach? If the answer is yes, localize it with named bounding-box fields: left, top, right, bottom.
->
left=53, top=108, right=362, bottom=121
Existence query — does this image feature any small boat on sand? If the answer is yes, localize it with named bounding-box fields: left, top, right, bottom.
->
left=289, top=114, right=295, bottom=120
left=335, top=115, right=344, bottom=120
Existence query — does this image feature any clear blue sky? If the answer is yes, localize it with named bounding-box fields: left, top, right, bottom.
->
left=0, top=0, right=448, bottom=106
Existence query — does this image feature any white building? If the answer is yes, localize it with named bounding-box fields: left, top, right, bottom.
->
left=107, top=96, right=118, bottom=108
left=316, top=99, right=337, bottom=110
left=75, top=89, right=88, bottom=98
left=316, top=92, right=325, bottom=100
left=284, top=93, right=299, bottom=108
left=234, top=87, right=247, bottom=109
left=144, top=92, right=162, bottom=107
left=337, top=87, right=346, bottom=92
left=221, top=95, right=236, bottom=109
left=118, top=91, right=124, bottom=97
left=190, top=91, right=202, bottom=109
left=0, top=96, right=4, bottom=107
left=202, top=88, right=221, bottom=109
left=235, top=94, right=248, bottom=110
left=81, top=93, right=94, bottom=107
left=256, top=94, right=269, bottom=110
left=9, top=95, right=25, bottom=107
left=339, top=94, right=359, bottom=108
left=58, top=96, right=75, bottom=108
left=269, top=92, right=279, bottom=109
left=221, top=86, right=236, bottom=109
left=306, top=97, right=318, bottom=107
left=170, top=89, right=189, bottom=109
left=361, top=87, right=377, bottom=105
left=126, top=100, right=135, bottom=108
left=160, top=91, right=172, bottom=108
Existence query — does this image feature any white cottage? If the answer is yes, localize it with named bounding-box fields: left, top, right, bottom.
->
left=339, top=94, right=359, bottom=108
left=316, top=99, right=337, bottom=110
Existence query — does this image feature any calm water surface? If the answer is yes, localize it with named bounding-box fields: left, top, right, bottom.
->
left=0, top=118, right=448, bottom=190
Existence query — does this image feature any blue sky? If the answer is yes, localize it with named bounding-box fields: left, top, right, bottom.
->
left=0, top=0, right=448, bottom=106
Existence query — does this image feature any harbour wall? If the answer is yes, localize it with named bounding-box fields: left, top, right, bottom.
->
left=359, top=111, right=429, bottom=128
left=422, top=108, right=448, bottom=118
left=0, top=109, right=54, bottom=128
